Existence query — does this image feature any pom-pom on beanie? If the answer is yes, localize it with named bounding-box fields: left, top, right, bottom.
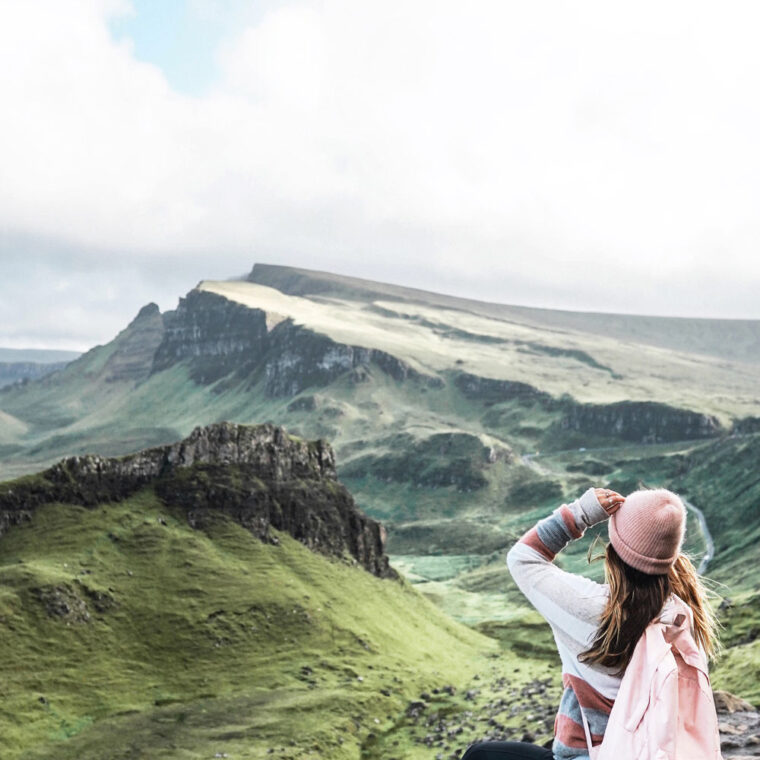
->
left=608, top=488, right=686, bottom=575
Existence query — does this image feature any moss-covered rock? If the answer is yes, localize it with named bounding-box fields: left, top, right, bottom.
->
left=0, top=422, right=395, bottom=579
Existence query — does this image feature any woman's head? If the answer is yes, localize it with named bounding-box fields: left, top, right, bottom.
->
left=578, top=487, right=720, bottom=677
left=607, top=488, right=687, bottom=574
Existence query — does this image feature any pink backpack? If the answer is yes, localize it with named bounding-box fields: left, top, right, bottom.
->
left=579, top=594, right=722, bottom=760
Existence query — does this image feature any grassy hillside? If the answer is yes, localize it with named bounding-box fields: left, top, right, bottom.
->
left=0, top=452, right=755, bottom=760
left=249, top=263, right=760, bottom=366
left=0, top=483, right=564, bottom=759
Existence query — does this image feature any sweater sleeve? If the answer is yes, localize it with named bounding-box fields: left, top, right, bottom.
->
left=506, top=487, right=613, bottom=636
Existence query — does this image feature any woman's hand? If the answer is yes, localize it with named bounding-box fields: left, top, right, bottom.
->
left=594, top=487, right=625, bottom=516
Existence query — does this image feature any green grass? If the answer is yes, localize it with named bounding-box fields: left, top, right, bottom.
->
left=709, top=589, right=760, bottom=706
left=1, top=487, right=571, bottom=759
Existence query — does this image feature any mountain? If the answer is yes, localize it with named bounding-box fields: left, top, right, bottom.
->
left=1, top=264, right=759, bottom=585
left=0, top=348, right=81, bottom=363
left=248, top=263, right=760, bottom=365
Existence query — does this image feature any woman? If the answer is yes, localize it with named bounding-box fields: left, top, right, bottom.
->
left=461, top=485, right=720, bottom=760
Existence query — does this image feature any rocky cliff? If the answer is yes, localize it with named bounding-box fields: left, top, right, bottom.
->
left=0, top=422, right=396, bottom=579
left=452, top=370, right=724, bottom=445
left=151, top=291, right=269, bottom=384
left=150, top=288, right=439, bottom=394
left=554, top=399, right=723, bottom=443
left=454, top=371, right=559, bottom=408
left=101, top=302, right=166, bottom=384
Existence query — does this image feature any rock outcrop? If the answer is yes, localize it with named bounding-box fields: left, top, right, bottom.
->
left=712, top=690, right=760, bottom=758
left=150, top=289, right=440, bottom=394
left=0, top=422, right=396, bottom=579
left=151, top=291, right=269, bottom=384
left=453, top=371, right=558, bottom=408
left=454, top=369, right=724, bottom=444
left=101, top=302, right=166, bottom=384
left=731, top=416, right=760, bottom=435
left=453, top=369, right=725, bottom=446
left=555, top=399, right=724, bottom=443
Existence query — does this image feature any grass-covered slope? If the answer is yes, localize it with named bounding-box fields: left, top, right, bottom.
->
left=0, top=303, right=167, bottom=477
left=249, top=263, right=760, bottom=366
left=200, top=278, right=760, bottom=421
left=0, top=486, right=511, bottom=760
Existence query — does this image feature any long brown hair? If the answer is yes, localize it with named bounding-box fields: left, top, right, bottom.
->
left=577, top=540, right=722, bottom=677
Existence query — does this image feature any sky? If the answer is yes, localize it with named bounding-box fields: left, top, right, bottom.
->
left=2, top=0, right=760, bottom=351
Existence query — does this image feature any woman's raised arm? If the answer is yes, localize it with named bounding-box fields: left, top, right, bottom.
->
left=506, top=487, right=624, bottom=637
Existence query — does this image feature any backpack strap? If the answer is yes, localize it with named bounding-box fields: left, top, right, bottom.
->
left=579, top=703, right=595, bottom=757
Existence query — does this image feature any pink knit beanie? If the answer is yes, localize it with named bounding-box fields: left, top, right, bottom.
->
left=608, top=488, right=686, bottom=575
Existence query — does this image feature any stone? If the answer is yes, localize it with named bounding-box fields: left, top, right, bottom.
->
left=714, top=690, right=757, bottom=713
left=406, top=701, right=427, bottom=719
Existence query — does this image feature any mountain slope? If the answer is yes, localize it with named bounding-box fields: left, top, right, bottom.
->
left=199, top=276, right=760, bottom=419
left=249, top=263, right=760, bottom=365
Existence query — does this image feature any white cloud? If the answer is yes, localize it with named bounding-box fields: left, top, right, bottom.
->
left=1, top=0, right=760, bottom=350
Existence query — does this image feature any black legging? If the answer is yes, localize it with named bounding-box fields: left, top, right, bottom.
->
left=460, top=740, right=554, bottom=759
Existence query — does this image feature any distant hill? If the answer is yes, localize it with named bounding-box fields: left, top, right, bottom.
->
left=0, top=348, right=79, bottom=389
left=0, top=348, right=81, bottom=363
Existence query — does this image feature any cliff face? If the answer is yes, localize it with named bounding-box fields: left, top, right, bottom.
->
left=0, top=422, right=396, bottom=579
left=151, top=291, right=269, bottom=384
left=452, top=370, right=724, bottom=445
left=555, top=399, right=723, bottom=443
left=453, top=371, right=559, bottom=408
left=150, top=289, right=439, bottom=394
left=731, top=416, right=760, bottom=435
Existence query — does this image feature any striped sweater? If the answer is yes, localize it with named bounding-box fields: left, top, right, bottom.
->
left=506, top=487, right=621, bottom=760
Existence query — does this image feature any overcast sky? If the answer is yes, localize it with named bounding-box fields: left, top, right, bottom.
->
left=2, top=0, right=760, bottom=351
